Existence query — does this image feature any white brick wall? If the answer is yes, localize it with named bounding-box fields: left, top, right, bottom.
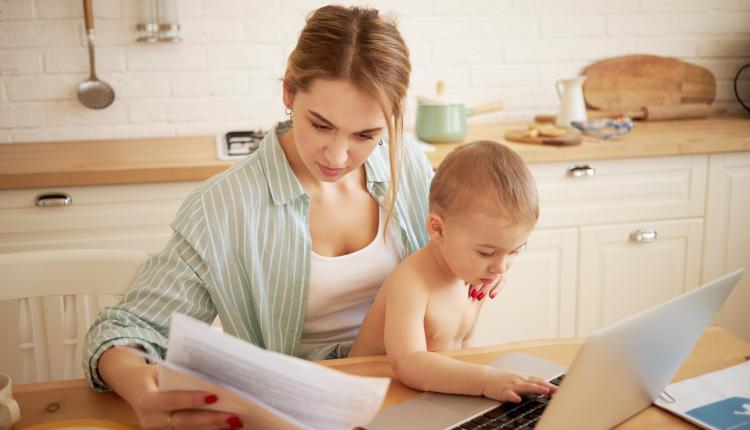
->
left=0, top=0, right=748, bottom=143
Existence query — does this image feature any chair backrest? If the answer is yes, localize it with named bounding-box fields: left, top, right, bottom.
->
left=0, top=249, right=148, bottom=383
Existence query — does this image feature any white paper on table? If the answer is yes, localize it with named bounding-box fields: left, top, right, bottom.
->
left=654, top=360, right=750, bottom=430
left=159, top=313, right=390, bottom=430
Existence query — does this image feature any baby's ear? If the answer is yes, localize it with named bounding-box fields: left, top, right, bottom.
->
left=426, top=213, right=445, bottom=242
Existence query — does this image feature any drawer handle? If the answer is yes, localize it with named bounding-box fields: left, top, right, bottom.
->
left=35, top=193, right=73, bottom=207
left=630, top=229, right=657, bottom=243
left=566, top=165, right=596, bottom=178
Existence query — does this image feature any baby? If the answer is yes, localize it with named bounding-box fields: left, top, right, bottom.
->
left=349, top=140, right=556, bottom=402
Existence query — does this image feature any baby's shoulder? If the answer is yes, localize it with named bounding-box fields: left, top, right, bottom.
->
left=382, top=260, right=430, bottom=297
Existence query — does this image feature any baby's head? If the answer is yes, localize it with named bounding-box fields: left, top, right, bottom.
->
left=427, top=140, right=538, bottom=285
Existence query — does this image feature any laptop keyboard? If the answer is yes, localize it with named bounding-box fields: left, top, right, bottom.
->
left=451, top=375, right=565, bottom=430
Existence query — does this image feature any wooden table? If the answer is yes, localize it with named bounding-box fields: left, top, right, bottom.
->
left=12, top=326, right=750, bottom=429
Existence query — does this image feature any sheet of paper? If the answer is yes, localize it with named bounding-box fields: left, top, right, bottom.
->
left=655, top=361, right=750, bottom=430
left=160, top=313, right=390, bottom=430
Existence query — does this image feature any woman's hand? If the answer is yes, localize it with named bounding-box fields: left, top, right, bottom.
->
left=468, top=274, right=506, bottom=301
left=98, top=346, right=244, bottom=429
left=481, top=369, right=557, bottom=403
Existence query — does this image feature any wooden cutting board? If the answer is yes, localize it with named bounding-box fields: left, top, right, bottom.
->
left=505, top=130, right=582, bottom=146
left=583, top=55, right=716, bottom=111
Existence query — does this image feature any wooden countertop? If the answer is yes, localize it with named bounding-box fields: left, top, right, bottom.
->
left=11, top=326, right=750, bottom=429
left=1, top=116, right=749, bottom=190
left=426, top=115, right=750, bottom=168
left=0, top=136, right=232, bottom=190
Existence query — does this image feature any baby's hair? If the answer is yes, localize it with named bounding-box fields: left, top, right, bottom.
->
left=429, top=140, right=538, bottom=227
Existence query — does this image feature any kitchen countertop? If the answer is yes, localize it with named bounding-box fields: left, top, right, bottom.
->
left=1, top=116, right=748, bottom=190
left=426, top=114, right=750, bottom=167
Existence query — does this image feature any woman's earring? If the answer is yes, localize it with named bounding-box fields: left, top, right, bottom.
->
left=378, top=140, right=383, bottom=146
left=285, top=106, right=293, bottom=126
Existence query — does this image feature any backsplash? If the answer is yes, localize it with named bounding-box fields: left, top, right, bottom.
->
left=0, top=0, right=748, bottom=144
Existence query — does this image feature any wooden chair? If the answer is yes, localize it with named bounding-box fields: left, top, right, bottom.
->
left=0, top=249, right=147, bottom=383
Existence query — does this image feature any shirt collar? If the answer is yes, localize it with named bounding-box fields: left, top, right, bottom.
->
left=260, top=121, right=307, bottom=206
left=364, top=139, right=390, bottom=184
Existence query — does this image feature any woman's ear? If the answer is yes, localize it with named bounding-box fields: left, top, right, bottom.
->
left=426, top=213, right=446, bottom=243
left=282, top=75, right=293, bottom=109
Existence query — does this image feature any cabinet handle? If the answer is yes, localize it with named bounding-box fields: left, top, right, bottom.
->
left=629, top=229, right=657, bottom=243
left=566, top=165, right=596, bottom=178
left=35, top=193, right=73, bottom=207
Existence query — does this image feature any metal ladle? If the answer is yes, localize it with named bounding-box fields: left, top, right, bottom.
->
left=77, top=0, right=115, bottom=109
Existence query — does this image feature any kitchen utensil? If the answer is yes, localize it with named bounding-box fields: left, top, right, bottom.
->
left=734, top=63, right=750, bottom=113
left=77, top=0, right=115, bottom=109
left=583, top=55, right=716, bottom=111
left=555, top=76, right=588, bottom=127
left=0, top=373, right=20, bottom=430
left=416, top=81, right=503, bottom=143
left=537, top=103, right=727, bottom=123
left=504, top=129, right=582, bottom=146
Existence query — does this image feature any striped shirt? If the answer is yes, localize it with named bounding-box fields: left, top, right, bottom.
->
left=82, top=121, right=434, bottom=392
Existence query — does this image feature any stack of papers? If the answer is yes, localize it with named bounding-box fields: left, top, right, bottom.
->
left=154, top=313, right=390, bottom=430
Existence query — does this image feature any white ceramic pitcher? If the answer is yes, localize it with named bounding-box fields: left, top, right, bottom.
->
left=556, top=76, right=587, bottom=127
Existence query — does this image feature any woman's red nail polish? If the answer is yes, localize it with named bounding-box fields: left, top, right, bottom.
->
left=227, top=416, right=243, bottom=428
left=490, top=292, right=496, bottom=299
left=204, top=394, right=218, bottom=404
left=470, top=288, right=477, bottom=298
left=477, top=292, right=485, bottom=300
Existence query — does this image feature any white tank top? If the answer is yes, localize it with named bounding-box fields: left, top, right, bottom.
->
left=298, top=207, right=401, bottom=356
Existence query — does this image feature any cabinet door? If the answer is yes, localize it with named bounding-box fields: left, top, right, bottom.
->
left=578, top=218, right=703, bottom=336
left=473, top=228, right=577, bottom=346
left=530, top=155, right=707, bottom=229
left=702, top=152, right=750, bottom=341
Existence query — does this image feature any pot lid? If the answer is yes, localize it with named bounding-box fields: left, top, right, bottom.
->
left=416, top=81, right=464, bottom=106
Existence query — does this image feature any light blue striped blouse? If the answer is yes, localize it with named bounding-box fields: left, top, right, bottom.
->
left=83, top=121, right=434, bottom=392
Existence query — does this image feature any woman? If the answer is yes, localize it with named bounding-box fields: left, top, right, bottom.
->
left=84, top=5, right=433, bottom=429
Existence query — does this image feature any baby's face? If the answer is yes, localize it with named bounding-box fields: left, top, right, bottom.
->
left=438, top=211, right=531, bottom=286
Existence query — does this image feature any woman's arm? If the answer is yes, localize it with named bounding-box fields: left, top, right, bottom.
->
left=83, top=231, right=216, bottom=391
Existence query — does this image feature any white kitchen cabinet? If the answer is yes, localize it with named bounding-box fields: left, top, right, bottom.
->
left=701, top=152, right=750, bottom=341
left=530, top=155, right=707, bottom=229
left=475, top=154, right=709, bottom=345
left=0, top=181, right=201, bottom=382
left=473, top=228, right=578, bottom=346
left=577, top=218, right=703, bottom=336
left=0, top=181, right=200, bottom=254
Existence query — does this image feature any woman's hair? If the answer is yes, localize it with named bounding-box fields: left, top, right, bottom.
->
left=429, top=141, right=539, bottom=227
left=284, top=5, right=411, bottom=230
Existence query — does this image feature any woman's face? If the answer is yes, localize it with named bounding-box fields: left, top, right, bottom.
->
left=283, top=79, right=387, bottom=183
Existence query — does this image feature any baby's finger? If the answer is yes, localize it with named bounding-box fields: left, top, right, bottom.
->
left=500, top=390, right=523, bottom=403
left=516, top=381, right=552, bottom=396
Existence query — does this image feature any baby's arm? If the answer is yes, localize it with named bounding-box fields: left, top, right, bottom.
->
left=383, top=272, right=554, bottom=402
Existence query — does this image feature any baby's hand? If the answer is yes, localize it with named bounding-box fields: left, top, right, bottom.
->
left=468, top=275, right=506, bottom=301
left=482, top=369, right=557, bottom=403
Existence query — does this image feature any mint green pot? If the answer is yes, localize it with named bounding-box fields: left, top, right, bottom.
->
left=415, top=104, right=471, bottom=143
left=415, top=101, right=504, bottom=143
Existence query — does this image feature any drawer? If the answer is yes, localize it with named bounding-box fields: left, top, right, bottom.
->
left=0, top=182, right=200, bottom=209
left=0, top=182, right=199, bottom=235
left=530, top=155, right=707, bottom=228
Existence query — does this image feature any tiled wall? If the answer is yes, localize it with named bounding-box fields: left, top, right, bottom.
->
left=1, top=0, right=748, bottom=143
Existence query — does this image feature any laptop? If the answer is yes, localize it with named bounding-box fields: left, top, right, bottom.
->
left=366, top=269, right=744, bottom=430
